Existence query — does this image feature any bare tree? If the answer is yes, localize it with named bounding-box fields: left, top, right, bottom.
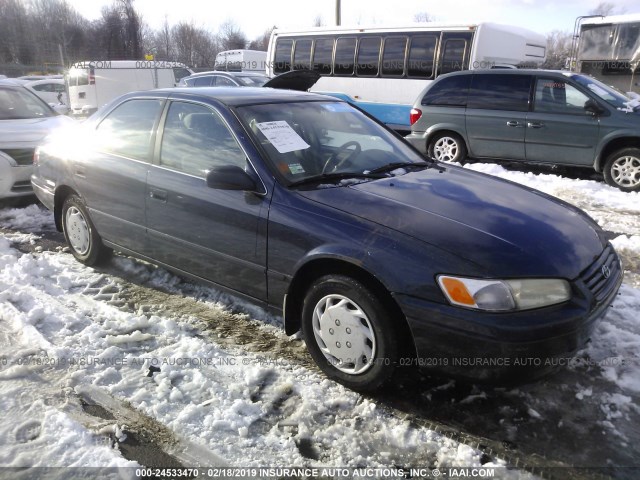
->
left=542, top=30, right=572, bottom=69
left=248, top=27, right=274, bottom=51
left=218, top=20, right=247, bottom=50
left=413, top=12, right=434, bottom=23
left=589, top=2, right=625, bottom=16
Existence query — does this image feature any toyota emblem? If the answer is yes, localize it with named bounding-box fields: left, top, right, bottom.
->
left=602, top=265, right=611, bottom=279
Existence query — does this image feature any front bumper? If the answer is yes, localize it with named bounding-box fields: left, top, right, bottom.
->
left=0, top=157, right=33, bottom=198
left=393, top=248, right=623, bottom=382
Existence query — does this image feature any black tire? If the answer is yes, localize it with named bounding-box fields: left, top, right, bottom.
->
left=61, top=195, right=111, bottom=265
left=603, top=148, right=640, bottom=192
left=301, top=275, right=398, bottom=391
left=428, top=132, right=467, bottom=163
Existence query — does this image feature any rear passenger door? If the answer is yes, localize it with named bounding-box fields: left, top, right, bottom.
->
left=465, top=74, right=532, bottom=160
left=525, top=77, right=600, bottom=166
left=145, top=100, right=268, bottom=300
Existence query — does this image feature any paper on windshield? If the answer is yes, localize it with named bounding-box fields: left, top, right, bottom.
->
left=256, top=121, right=310, bottom=154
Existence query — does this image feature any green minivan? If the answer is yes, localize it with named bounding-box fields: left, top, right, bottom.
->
left=405, top=69, right=640, bottom=192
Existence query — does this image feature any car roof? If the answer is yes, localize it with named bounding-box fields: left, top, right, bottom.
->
left=185, top=71, right=268, bottom=78
left=441, top=69, right=571, bottom=77
left=144, top=86, right=335, bottom=107
left=0, top=79, right=28, bottom=87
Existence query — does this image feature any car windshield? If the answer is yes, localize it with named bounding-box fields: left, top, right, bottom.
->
left=0, top=86, right=54, bottom=120
left=235, top=75, right=269, bottom=86
left=568, top=73, right=632, bottom=110
left=236, top=101, right=429, bottom=186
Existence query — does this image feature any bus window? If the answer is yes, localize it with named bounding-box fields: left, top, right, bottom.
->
left=334, top=37, right=357, bottom=76
left=408, top=35, right=437, bottom=78
left=312, top=38, right=334, bottom=75
left=357, top=37, right=382, bottom=77
left=382, top=37, right=407, bottom=77
left=439, top=34, right=471, bottom=75
left=274, top=39, right=294, bottom=73
left=294, top=39, right=312, bottom=70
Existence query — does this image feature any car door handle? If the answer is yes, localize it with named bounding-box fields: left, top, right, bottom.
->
left=149, top=188, right=167, bottom=202
left=506, top=121, right=524, bottom=128
left=527, top=122, right=544, bottom=129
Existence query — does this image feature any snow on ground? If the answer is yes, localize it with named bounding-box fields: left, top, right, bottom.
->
left=1, top=163, right=639, bottom=478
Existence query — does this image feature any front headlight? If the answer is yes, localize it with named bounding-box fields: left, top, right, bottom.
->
left=437, top=276, right=571, bottom=312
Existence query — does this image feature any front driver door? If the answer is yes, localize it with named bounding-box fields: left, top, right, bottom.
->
left=145, top=100, right=268, bottom=300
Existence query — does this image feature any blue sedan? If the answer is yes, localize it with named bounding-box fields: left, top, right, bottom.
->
left=31, top=87, right=622, bottom=391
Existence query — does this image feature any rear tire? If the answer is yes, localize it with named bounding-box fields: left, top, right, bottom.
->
left=301, top=275, right=398, bottom=391
left=603, top=148, right=640, bottom=192
left=61, top=195, right=111, bottom=265
left=428, top=132, right=467, bottom=163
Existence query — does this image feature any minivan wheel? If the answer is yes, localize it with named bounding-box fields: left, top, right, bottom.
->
left=62, top=195, right=111, bottom=265
left=301, top=275, right=398, bottom=391
left=604, top=148, right=640, bottom=192
left=428, top=133, right=467, bottom=163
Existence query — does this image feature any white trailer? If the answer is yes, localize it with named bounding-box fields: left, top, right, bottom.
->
left=214, top=50, right=268, bottom=72
left=66, top=60, right=193, bottom=117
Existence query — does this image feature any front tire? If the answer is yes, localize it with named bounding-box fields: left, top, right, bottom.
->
left=428, top=132, right=467, bottom=163
left=301, top=275, right=398, bottom=391
left=61, top=195, right=111, bottom=265
left=603, top=148, right=640, bottom=192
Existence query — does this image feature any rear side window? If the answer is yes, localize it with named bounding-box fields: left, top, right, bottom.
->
left=467, top=74, right=532, bottom=112
left=193, top=76, right=212, bottom=87
left=421, top=74, right=471, bottom=107
left=96, top=99, right=163, bottom=161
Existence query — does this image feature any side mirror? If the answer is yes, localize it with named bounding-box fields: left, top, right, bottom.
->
left=584, top=99, right=605, bottom=116
left=206, top=165, right=257, bottom=191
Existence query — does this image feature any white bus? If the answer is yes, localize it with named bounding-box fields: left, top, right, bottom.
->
left=267, top=23, right=546, bottom=131
left=214, top=49, right=268, bottom=72
left=66, top=60, right=192, bottom=117
left=572, top=14, right=640, bottom=95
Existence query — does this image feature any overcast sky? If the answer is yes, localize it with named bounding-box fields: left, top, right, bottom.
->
left=67, top=0, right=639, bottom=39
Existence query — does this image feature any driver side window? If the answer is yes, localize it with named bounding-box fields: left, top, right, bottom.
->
left=159, top=101, right=246, bottom=177
left=534, top=78, right=591, bottom=115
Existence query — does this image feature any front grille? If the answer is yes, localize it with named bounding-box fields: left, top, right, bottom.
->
left=10, top=180, right=33, bottom=193
left=1, top=148, right=35, bottom=166
left=579, top=244, right=621, bottom=303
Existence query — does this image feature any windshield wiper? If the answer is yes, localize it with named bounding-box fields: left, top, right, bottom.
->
left=288, top=172, right=386, bottom=188
left=367, top=161, right=429, bottom=174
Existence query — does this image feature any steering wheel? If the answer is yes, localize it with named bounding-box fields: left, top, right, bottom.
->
left=322, top=141, right=362, bottom=174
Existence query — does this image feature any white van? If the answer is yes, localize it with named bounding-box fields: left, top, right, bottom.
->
left=213, top=50, right=267, bottom=73
left=67, top=60, right=193, bottom=117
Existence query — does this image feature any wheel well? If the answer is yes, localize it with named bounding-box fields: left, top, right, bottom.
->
left=598, top=138, right=640, bottom=171
left=426, top=130, right=467, bottom=152
left=284, top=259, right=418, bottom=359
left=53, top=186, right=78, bottom=232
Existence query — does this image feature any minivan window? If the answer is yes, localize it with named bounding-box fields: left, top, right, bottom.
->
left=534, top=78, right=590, bottom=114
left=421, top=74, right=471, bottom=107
left=468, top=74, right=532, bottom=112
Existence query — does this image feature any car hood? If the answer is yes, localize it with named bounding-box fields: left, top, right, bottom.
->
left=298, top=165, right=606, bottom=279
left=263, top=70, right=321, bottom=92
left=0, top=116, right=73, bottom=144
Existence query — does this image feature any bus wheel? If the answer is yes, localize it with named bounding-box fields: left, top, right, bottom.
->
left=428, top=132, right=467, bottom=164
left=604, top=148, right=640, bottom=192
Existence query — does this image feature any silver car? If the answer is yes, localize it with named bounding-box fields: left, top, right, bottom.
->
left=0, top=80, right=73, bottom=199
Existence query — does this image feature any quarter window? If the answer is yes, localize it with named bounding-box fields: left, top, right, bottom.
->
left=467, top=74, right=532, bottom=112
left=193, top=76, right=212, bottom=87
left=356, top=37, right=382, bottom=77
left=96, top=99, right=163, bottom=161
left=421, top=74, right=471, bottom=107
left=534, top=78, right=591, bottom=114
left=334, top=37, right=357, bottom=75
left=160, top=102, right=246, bottom=177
